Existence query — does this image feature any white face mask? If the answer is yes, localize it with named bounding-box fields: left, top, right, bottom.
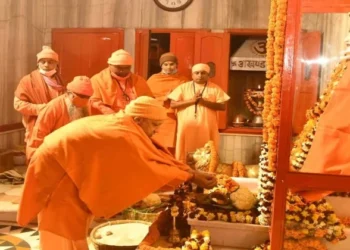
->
left=162, top=69, right=177, bottom=75
left=39, top=68, right=57, bottom=77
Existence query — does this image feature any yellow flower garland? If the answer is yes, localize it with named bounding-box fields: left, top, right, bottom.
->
left=267, top=0, right=287, bottom=172
left=290, top=54, right=349, bottom=171
left=262, top=0, right=277, bottom=142
left=257, top=0, right=287, bottom=226
left=256, top=1, right=350, bottom=249
left=253, top=193, right=346, bottom=250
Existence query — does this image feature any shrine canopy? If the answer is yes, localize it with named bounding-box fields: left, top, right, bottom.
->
left=230, top=39, right=267, bottom=71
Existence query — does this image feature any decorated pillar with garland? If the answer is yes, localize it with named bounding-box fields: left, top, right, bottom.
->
left=255, top=0, right=350, bottom=249
left=257, top=0, right=288, bottom=226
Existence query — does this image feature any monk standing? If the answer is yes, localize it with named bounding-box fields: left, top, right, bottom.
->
left=27, top=76, right=93, bottom=161
left=168, top=63, right=230, bottom=163
left=147, top=52, right=188, bottom=154
left=17, top=96, right=216, bottom=250
left=90, top=49, right=153, bottom=114
left=14, top=46, right=65, bottom=161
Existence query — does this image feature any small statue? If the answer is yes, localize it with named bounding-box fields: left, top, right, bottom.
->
left=168, top=204, right=181, bottom=244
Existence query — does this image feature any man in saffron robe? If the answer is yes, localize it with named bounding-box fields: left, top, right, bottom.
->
left=14, top=46, right=65, bottom=161
left=90, top=49, right=153, bottom=115
left=147, top=52, right=188, bottom=154
left=27, top=76, right=93, bottom=162
left=168, top=63, right=230, bottom=163
left=293, top=59, right=350, bottom=201
left=17, top=96, right=217, bottom=250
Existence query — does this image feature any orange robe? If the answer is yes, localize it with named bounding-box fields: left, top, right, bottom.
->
left=14, top=70, right=65, bottom=144
left=168, top=81, right=230, bottom=162
left=295, top=60, right=350, bottom=201
left=17, top=112, right=191, bottom=243
left=26, top=94, right=71, bottom=162
left=147, top=73, right=188, bottom=148
left=90, top=68, right=153, bottom=114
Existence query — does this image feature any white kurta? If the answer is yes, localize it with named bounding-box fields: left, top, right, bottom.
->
left=168, top=81, right=230, bottom=162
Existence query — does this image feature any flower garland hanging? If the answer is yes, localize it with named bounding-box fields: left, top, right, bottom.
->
left=290, top=48, right=350, bottom=171
left=257, top=0, right=287, bottom=226
left=253, top=193, right=346, bottom=250
left=262, top=0, right=277, bottom=142
left=244, top=90, right=264, bottom=115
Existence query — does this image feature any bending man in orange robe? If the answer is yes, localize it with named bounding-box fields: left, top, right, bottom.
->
left=90, top=49, right=153, bottom=115
left=168, top=63, right=230, bottom=163
left=26, top=76, right=93, bottom=162
left=14, top=46, right=65, bottom=161
left=147, top=52, right=188, bottom=154
left=17, top=96, right=217, bottom=250
left=293, top=58, right=350, bottom=201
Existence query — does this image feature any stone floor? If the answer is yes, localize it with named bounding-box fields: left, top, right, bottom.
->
left=0, top=222, right=39, bottom=249
left=0, top=221, right=100, bottom=250
left=0, top=184, right=22, bottom=224
left=0, top=183, right=94, bottom=249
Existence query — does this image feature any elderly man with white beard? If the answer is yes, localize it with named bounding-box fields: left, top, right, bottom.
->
left=26, top=76, right=93, bottom=162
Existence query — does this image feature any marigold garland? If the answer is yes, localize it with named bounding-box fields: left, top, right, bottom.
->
left=257, top=0, right=287, bottom=226
left=232, top=161, right=247, bottom=177
left=290, top=51, right=349, bottom=171
left=262, top=0, right=277, bottom=142
left=253, top=193, right=346, bottom=250
left=207, top=140, right=219, bottom=173
left=339, top=216, right=350, bottom=227
left=244, top=90, right=264, bottom=115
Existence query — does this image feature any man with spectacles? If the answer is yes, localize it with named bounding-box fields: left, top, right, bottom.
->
left=90, top=49, right=153, bottom=115
left=26, top=76, right=93, bottom=161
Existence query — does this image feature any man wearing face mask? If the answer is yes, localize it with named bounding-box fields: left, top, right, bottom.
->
left=90, top=49, right=153, bottom=115
left=168, top=63, right=230, bottom=163
left=147, top=52, right=189, bottom=155
left=17, top=96, right=216, bottom=250
left=14, top=46, right=65, bottom=161
left=26, top=76, right=93, bottom=162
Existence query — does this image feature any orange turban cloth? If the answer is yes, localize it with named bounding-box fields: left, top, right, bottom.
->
left=66, top=76, right=94, bottom=97
left=37, top=46, right=59, bottom=62
left=125, top=96, right=167, bottom=121
left=192, top=63, right=210, bottom=74
left=107, top=49, right=133, bottom=65
left=159, top=52, right=178, bottom=66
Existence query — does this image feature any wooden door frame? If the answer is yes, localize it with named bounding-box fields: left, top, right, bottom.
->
left=222, top=28, right=267, bottom=134
left=0, top=123, right=24, bottom=133
left=149, top=28, right=210, bottom=33
left=51, top=28, right=125, bottom=82
left=225, top=28, right=268, bottom=36
left=52, top=28, right=124, bottom=33
left=134, top=28, right=209, bottom=78
left=302, top=0, right=350, bottom=12
left=135, top=28, right=268, bottom=132
left=52, top=28, right=125, bottom=50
